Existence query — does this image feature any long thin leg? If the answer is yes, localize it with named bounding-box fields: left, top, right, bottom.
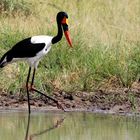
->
left=30, top=68, right=65, bottom=111
left=30, top=68, right=58, bottom=103
left=32, top=88, right=59, bottom=103
left=26, top=67, right=31, bottom=114
left=31, top=88, right=65, bottom=111
left=31, top=68, right=36, bottom=88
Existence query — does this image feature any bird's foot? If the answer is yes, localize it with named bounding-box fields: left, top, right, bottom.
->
left=27, top=87, right=66, bottom=112
left=56, top=102, right=66, bottom=112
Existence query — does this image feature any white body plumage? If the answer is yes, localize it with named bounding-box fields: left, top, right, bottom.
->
left=27, top=35, right=53, bottom=68
left=0, top=35, right=53, bottom=68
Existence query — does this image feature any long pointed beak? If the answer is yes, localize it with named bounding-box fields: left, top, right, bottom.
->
left=64, top=31, right=73, bottom=47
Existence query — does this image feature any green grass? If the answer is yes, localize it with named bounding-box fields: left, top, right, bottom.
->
left=0, top=0, right=33, bottom=16
left=0, top=0, right=140, bottom=93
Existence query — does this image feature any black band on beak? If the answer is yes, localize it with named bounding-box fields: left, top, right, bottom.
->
left=62, top=24, right=68, bottom=32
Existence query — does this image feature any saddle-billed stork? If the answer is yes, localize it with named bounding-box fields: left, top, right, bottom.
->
left=0, top=11, right=72, bottom=113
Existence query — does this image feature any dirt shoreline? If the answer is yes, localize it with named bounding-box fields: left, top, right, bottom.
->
left=0, top=84, right=140, bottom=114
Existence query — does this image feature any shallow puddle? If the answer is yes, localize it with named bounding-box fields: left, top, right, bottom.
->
left=0, top=111, right=140, bottom=140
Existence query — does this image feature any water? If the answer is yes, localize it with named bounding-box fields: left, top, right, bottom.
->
left=0, top=111, right=140, bottom=140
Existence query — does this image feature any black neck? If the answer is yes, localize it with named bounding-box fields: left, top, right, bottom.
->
left=52, top=21, right=63, bottom=44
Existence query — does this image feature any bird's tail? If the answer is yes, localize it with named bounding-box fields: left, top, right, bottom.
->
left=0, top=52, right=9, bottom=68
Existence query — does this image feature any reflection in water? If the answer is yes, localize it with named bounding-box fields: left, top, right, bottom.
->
left=0, top=112, right=140, bottom=140
left=25, top=114, right=65, bottom=140
left=25, top=115, right=30, bottom=140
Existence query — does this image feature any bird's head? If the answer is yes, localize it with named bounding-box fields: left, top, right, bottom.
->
left=57, top=11, right=72, bottom=47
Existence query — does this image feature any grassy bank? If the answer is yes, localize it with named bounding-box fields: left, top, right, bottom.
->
left=0, top=0, right=140, bottom=93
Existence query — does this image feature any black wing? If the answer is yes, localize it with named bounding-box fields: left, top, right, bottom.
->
left=9, top=37, right=46, bottom=58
